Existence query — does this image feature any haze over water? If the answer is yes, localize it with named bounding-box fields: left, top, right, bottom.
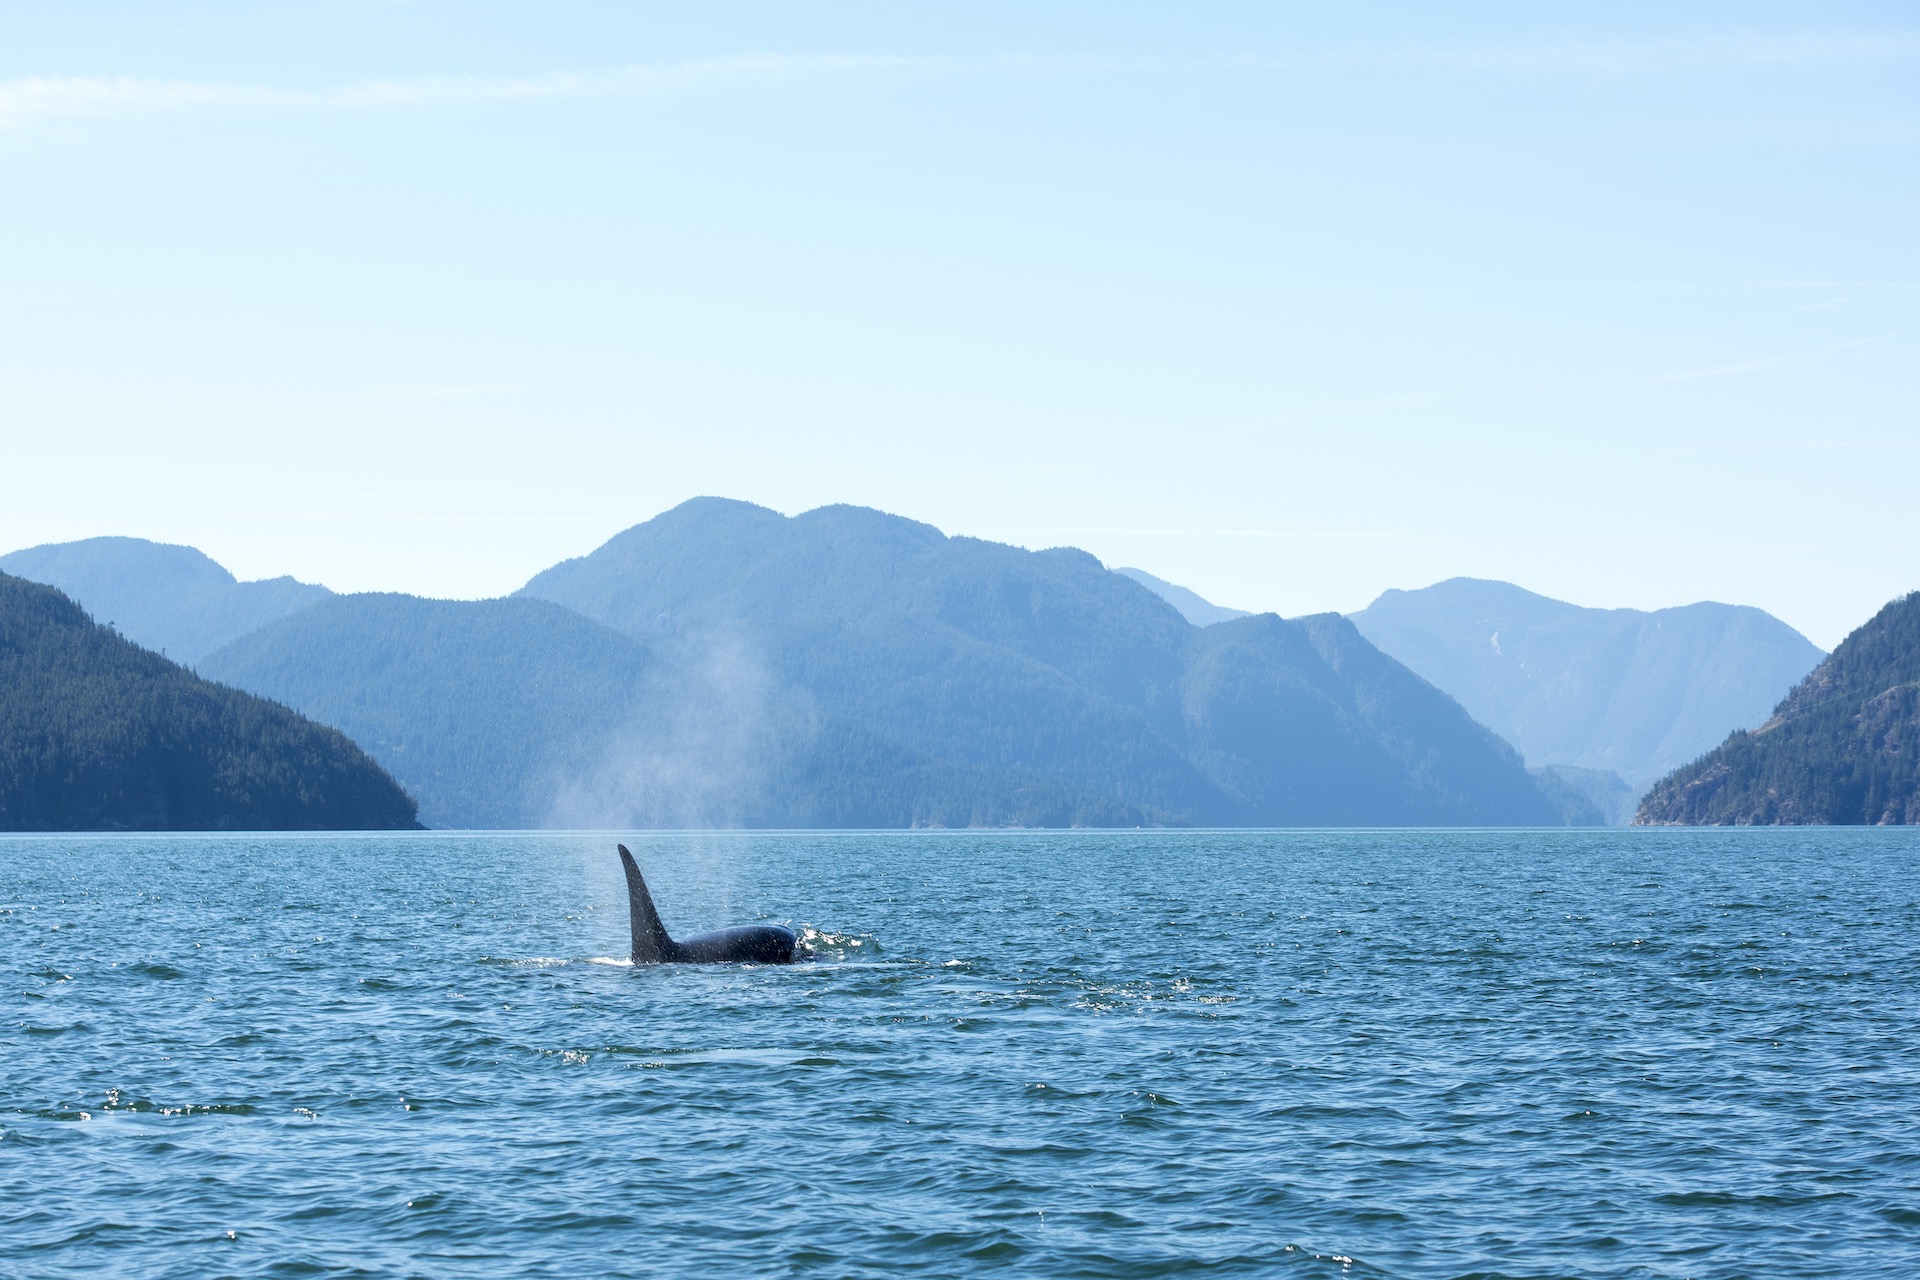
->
left=5, top=829, right=1917, bottom=1277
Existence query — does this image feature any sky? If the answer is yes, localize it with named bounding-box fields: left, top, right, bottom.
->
left=1, top=2, right=1914, bottom=648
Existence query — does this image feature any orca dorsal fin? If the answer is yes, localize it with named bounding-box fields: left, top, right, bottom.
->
left=617, top=844, right=676, bottom=964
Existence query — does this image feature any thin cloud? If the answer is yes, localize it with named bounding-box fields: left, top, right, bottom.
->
left=3, top=31, right=1916, bottom=131
left=1743, top=280, right=1920, bottom=290
left=1231, top=30, right=1920, bottom=73
left=1641, top=355, right=1805, bottom=385
left=1667, top=438, right=1918, bottom=453
left=0, top=55, right=941, bottom=130
left=1633, top=334, right=1895, bottom=386
left=1002, top=527, right=1423, bottom=542
left=206, top=0, right=431, bottom=36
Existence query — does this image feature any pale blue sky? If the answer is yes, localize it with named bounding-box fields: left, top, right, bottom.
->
left=2, top=2, right=1914, bottom=647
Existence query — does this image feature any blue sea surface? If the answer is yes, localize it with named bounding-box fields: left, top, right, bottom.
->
left=3, top=829, right=1918, bottom=1278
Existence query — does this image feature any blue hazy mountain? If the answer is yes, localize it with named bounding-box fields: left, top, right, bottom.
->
left=0, top=536, right=333, bottom=666
left=198, top=592, right=1148, bottom=830
left=1638, top=591, right=1920, bottom=825
left=1113, top=568, right=1251, bottom=627
left=516, top=498, right=1562, bottom=827
left=0, top=572, right=416, bottom=831
left=1530, top=764, right=1637, bottom=828
left=47, top=500, right=1580, bottom=828
left=1350, top=578, right=1825, bottom=792
left=198, top=595, right=651, bottom=829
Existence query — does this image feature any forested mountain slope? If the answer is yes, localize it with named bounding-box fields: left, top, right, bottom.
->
left=201, top=595, right=663, bottom=830
left=516, top=498, right=1563, bottom=827
left=1637, top=592, right=1920, bottom=825
left=200, top=591, right=1143, bottom=829
left=0, top=573, right=416, bottom=831
left=37, top=500, right=1591, bottom=829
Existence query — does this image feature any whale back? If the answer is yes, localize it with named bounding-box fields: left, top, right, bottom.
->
left=672, top=924, right=798, bottom=965
left=617, top=844, right=676, bottom=964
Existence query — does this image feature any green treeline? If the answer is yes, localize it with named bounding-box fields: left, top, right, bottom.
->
left=0, top=572, right=419, bottom=831
left=1637, top=591, right=1920, bottom=825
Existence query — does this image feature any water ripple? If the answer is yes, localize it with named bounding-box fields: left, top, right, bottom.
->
left=2, top=829, right=1918, bottom=1276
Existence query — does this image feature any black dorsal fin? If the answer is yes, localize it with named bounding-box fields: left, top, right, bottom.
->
left=617, top=844, right=676, bottom=964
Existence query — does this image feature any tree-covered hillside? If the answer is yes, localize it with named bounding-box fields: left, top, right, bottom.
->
left=1637, top=592, right=1920, bottom=825
left=0, top=536, right=332, bottom=665
left=10, top=502, right=1586, bottom=829
left=1179, top=612, right=1558, bottom=824
left=515, top=498, right=1564, bottom=827
left=201, top=594, right=658, bottom=829
left=0, top=573, right=417, bottom=831
left=200, top=591, right=1161, bottom=829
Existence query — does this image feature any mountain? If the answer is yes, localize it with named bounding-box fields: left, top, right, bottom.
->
left=1178, top=610, right=1563, bottom=824
left=197, top=591, right=1145, bottom=830
left=0, top=536, right=333, bottom=666
left=199, top=595, right=654, bottom=829
left=0, top=572, right=417, bottom=831
left=1114, top=568, right=1251, bottom=627
left=511, top=498, right=1563, bottom=827
left=1350, top=578, right=1825, bottom=792
left=1531, top=764, right=1637, bottom=828
left=1637, top=592, right=1920, bottom=825
left=56, top=500, right=1576, bottom=829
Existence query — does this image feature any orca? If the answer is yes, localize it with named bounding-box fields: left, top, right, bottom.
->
left=616, top=844, right=799, bottom=965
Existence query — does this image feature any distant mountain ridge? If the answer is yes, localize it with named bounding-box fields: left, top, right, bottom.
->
left=1637, top=592, right=1920, bottom=825
left=513, top=498, right=1562, bottom=828
left=1114, top=568, right=1251, bottom=627
left=201, top=591, right=1166, bottom=830
left=0, top=537, right=333, bottom=665
left=1531, top=764, right=1638, bottom=828
left=0, top=572, right=417, bottom=831
left=1350, top=578, right=1824, bottom=792
left=11, top=505, right=1709, bottom=829
left=200, top=594, right=659, bottom=829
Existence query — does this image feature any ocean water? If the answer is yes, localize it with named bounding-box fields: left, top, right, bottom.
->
left=3, top=829, right=1918, bottom=1279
